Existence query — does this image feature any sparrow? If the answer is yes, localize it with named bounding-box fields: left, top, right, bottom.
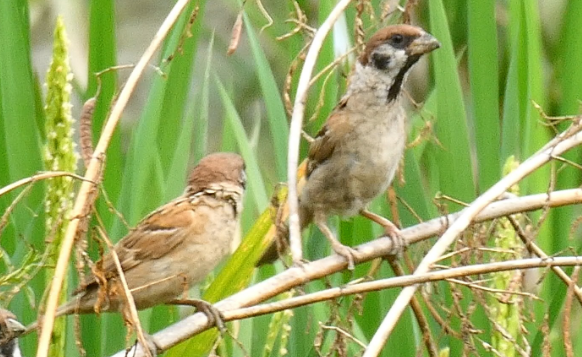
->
left=29, top=152, right=246, bottom=331
left=0, top=309, right=25, bottom=357
left=261, top=25, right=440, bottom=269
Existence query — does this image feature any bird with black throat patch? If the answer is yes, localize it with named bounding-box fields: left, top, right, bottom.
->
left=260, top=25, right=440, bottom=269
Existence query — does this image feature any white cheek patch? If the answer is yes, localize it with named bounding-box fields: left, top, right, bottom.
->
left=388, top=50, right=408, bottom=73
left=368, top=44, right=408, bottom=79
left=348, top=46, right=410, bottom=98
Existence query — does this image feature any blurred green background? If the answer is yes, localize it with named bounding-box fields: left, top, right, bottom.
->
left=1, top=0, right=582, bottom=356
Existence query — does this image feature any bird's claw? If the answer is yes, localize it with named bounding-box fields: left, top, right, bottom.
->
left=384, top=227, right=406, bottom=255
left=168, top=299, right=226, bottom=334
left=193, top=300, right=226, bottom=334
left=331, top=243, right=357, bottom=270
left=132, top=332, right=159, bottom=357
left=192, top=300, right=226, bottom=334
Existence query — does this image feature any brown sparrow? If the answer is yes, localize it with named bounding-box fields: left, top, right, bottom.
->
left=33, top=153, right=245, bottom=328
left=0, top=309, right=25, bottom=357
left=262, top=25, right=439, bottom=269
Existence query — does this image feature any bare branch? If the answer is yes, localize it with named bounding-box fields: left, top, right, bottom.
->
left=0, top=171, right=88, bottom=198
left=365, top=123, right=582, bottom=357
left=111, top=187, right=582, bottom=356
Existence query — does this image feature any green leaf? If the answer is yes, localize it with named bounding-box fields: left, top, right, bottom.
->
left=244, top=12, right=289, bottom=180
left=429, top=0, right=475, bottom=206
left=467, top=0, right=500, bottom=192
left=216, top=75, right=269, bottom=212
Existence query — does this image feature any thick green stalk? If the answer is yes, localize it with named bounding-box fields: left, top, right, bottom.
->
left=43, top=16, right=78, bottom=357
left=491, top=156, right=523, bottom=356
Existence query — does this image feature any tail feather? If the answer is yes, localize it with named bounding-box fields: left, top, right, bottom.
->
left=256, top=204, right=312, bottom=266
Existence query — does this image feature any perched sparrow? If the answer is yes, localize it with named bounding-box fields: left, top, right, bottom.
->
left=0, top=309, right=25, bottom=357
left=262, top=25, right=439, bottom=269
left=33, top=153, right=245, bottom=327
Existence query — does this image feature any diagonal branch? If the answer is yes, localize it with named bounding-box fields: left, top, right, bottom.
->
left=363, top=123, right=582, bottom=357
left=222, top=256, right=582, bottom=321
left=111, top=187, right=582, bottom=356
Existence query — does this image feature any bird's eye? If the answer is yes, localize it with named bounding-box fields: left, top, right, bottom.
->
left=391, top=34, right=404, bottom=44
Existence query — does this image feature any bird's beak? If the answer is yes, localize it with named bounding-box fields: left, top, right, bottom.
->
left=408, top=32, right=440, bottom=56
left=6, top=318, right=25, bottom=337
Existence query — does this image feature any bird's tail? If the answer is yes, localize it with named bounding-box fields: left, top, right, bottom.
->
left=255, top=204, right=312, bottom=266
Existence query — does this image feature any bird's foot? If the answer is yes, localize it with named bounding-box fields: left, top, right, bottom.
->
left=383, top=226, right=406, bottom=255
left=360, top=209, right=406, bottom=255
left=315, top=220, right=357, bottom=270
left=129, top=332, right=159, bottom=357
left=169, top=298, right=226, bottom=333
left=330, top=241, right=357, bottom=270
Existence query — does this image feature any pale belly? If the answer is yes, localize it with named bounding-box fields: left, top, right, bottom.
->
left=75, top=217, right=237, bottom=312
left=301, top=111, right=406, bottom=217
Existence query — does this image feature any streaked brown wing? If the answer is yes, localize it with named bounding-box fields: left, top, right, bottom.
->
left=76, top=197, right=198, bottom=291
left=306, top=108, right=353, bottom=178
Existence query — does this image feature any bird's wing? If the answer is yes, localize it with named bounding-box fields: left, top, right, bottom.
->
left=75, top=197, right=200, bottom=293
left=306, top=103, right=353, bottom=178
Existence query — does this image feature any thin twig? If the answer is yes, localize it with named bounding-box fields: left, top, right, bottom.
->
left=363, top=123, right=582, bottom=357
left=319, top=322, right=367, bottom=349
left=0, top=185, right=33, bottom=236
left=507, top=214, right=582, bottom=304
left=445, top=278, right=539, bottom=300
left=111, top=188, right=582, bottom=356
left=563, top=266, right=579, bottom=357
left=307, top=48, right=356, bottom=88
left=35, top=1, right=192, bottom=356
left=287, top=0, right=352, bottom=265
left=96, top=227, right=153, bottom=357
left=256, top=0, right=273, bottom=34
left=420, top=289, right=462, bottom=339
left=0, top=171, right=88, bottom=198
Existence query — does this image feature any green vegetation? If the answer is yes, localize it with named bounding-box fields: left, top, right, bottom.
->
left=1, top=1, right=581, bottom=356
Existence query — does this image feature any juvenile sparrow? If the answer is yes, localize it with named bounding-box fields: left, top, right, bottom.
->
left=0, top=309, right=25, bottom=357
left=262, top=25, right=439, bottom=269
left=31, top=152, right=245, bottom=329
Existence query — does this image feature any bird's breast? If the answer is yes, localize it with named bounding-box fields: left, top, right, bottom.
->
left=301, top=104, right=406, bottom=217
left=343, top=108, right=405, bottom=197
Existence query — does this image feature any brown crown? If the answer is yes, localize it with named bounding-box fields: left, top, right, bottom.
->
left=359, top=24, right=426, bottom=66
left=187, top=152, right=246, bottom=193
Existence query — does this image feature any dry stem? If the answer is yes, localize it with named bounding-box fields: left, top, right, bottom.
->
left=364, top=122, right=582, bottom=357
left=35, top=1, right=193, bottom=356
left=287, top=0, right=352, bottom=266
left=110, top=187, right=582, bottom=356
